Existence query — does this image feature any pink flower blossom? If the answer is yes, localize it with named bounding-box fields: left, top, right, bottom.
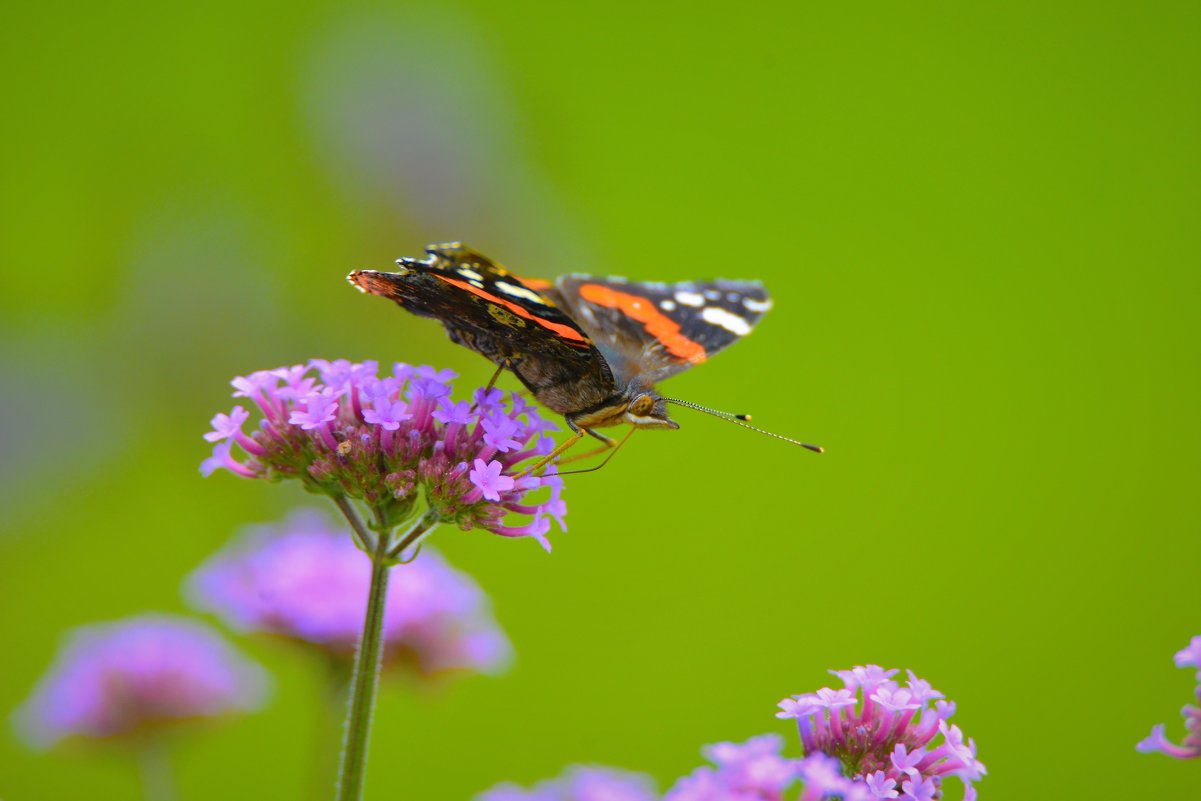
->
left=202, top=360, right=565, bottom=549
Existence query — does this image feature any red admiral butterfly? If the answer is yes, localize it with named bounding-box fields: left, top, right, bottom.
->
left=348, top=243, right=820, bottom=470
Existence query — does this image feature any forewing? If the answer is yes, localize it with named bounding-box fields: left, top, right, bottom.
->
left=348, top=243, right=616, bottom=414
left=554, top=276, right=772, bottom=383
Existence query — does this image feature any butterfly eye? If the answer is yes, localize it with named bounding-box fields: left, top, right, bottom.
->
left=630, top=395, right=654, bottom=417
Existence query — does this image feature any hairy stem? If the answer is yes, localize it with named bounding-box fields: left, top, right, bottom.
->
left=386, top=510, right=439, bottom=562
left=335, top=511, right=392, bottom=801
left=332, top=494, right=375, bottom=553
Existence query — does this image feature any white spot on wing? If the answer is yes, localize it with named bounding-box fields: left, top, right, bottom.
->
left=675, top=291, right=705, bottom=307
left=701, top=306, right=752, bottom=335
left=743, top=297, right=772, bottom=313
left=458, top=267, right=484, bottom=282
left=495, top=281, right=547, bottom=305
left=659, top=299, right=677, bottom=311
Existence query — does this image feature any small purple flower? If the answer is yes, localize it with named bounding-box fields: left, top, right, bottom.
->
left=201, top=360, right=566, bottom=548
left=12, top=615, right=268, bottom=748
left=815, top=688, right=857, bottom=710
left=829, top=665, right=898, bottom=693
left=362, top=394, right=412, bottom=431
left=289, top=390, right=339, bottom=430
left=204, top=406, right=250, bottom=442
left=865, top=771, right=898, bottom=798
left=475, top=766, right=657, bottom=801
left=470, top=459, right=516, bottom=502
left=872, top=688, right=921, bottom=713
left=434, top=399, right=476, bottom=426
left=482, top=415, right=523, bottom=453
left=231, top=370, right=277, bottom=400
left=187, top=509, right=512, bottom=676
left=200, top=440, right=256, bottom=478
left=778, top=665, right=985, bottom=799
left=1137, top=634, right=1201, bottom=759
left=889, top=744, right=923, bottom=778
left=1175, top=635, right=1201, bottom=673
left=899, top=776, right=937, bottom=801
left=777, top=694, right=825, bottom=720
left=1137, top=725, right=1201, bottom=760
left=904, top=671, right=943, bottom=706
left=474, top=386, right=506, bottom=412
left=417, top=365, right=457, bottom=383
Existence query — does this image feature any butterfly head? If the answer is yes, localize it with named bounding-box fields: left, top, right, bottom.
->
left=624, top=391, right=679, bottom=430
left=569, top=383, right=679, bottom=432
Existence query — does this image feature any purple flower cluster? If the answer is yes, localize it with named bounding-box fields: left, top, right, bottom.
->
left=776, top=666, right=985, bottom=800
left=666, top=734, right=869, bottom=801
left=202, top=360, right=566, bottom=549
left=13, top=615, right=268, bottom=748
left=475, top=766, right=658, bottom=801
left=1137, top=635, right=1201, bottom=759
left=187, top=509, right=512, bottom=676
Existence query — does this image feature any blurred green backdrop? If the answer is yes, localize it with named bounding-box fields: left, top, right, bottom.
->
left=2, top=1, right=1198, bottom=798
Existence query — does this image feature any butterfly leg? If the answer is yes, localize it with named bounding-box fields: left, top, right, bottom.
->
left=555, top=428, right=636, bottom=476
left=556, top=428, right=617, bottom=466
left=471, top=360, right=515, bottom=414
left=483, top=358, right=511, bottom=393
left=514, top=426, right=585, bottom=478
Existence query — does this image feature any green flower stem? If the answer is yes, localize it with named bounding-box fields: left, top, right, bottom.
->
left=333, top=502, right=438, bottom=801
left=332, top=494, right=374, bottom=552
left=386, top=510, right=439, bottom=563
left=335, top=510, right=392, bottom=801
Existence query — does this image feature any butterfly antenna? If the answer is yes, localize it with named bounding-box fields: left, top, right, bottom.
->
left=662, top=398, right=823, bottom=453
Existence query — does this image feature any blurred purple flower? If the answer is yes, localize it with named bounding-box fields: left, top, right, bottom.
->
left=187, top=509, right=512, bottom=677
left=201, top=359, right=565, bottom=549
left=13, top=615, right=267, bottom=749
left=776, top=665, right=985, bottom=800
left=1137, top=634, right=1201, bottom=760
left=665, top=735, right=863, bottom=801
left=475, top=765, right=657, bottom=801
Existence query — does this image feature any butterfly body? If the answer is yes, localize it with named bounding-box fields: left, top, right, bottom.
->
left=348, top=243, right=772, bottom=439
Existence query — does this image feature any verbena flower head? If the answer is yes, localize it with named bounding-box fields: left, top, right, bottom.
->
left=776, top=666, right=985, bottom=800
left=665, top=734, right=869, bottom=801
left=202, top=360, right=566, bottom=549
left=1136, top=635, right=1201, bottom=759
left=186, top=509, right=512, bottom=676
left=13, top=615, right=268, bottom=749
left=475, top=765, right=657, bottom=801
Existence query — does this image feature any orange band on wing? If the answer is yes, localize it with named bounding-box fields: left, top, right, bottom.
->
left=435, top=275, right=590, bottom=345
left=577, top=284, right=707, bottom=363
left=519, top=277, right=553, bottom=291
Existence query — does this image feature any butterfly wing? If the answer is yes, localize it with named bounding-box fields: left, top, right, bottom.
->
left=552, top=276, right=772, bottom=384
left=348, top=243, right=616, bottom=415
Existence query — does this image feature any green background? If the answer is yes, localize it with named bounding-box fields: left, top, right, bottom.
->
left=2, top=1, right=1198, bottom=798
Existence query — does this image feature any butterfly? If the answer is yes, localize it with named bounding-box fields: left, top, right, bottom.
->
left=348, top=243, right=819, bottom=470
